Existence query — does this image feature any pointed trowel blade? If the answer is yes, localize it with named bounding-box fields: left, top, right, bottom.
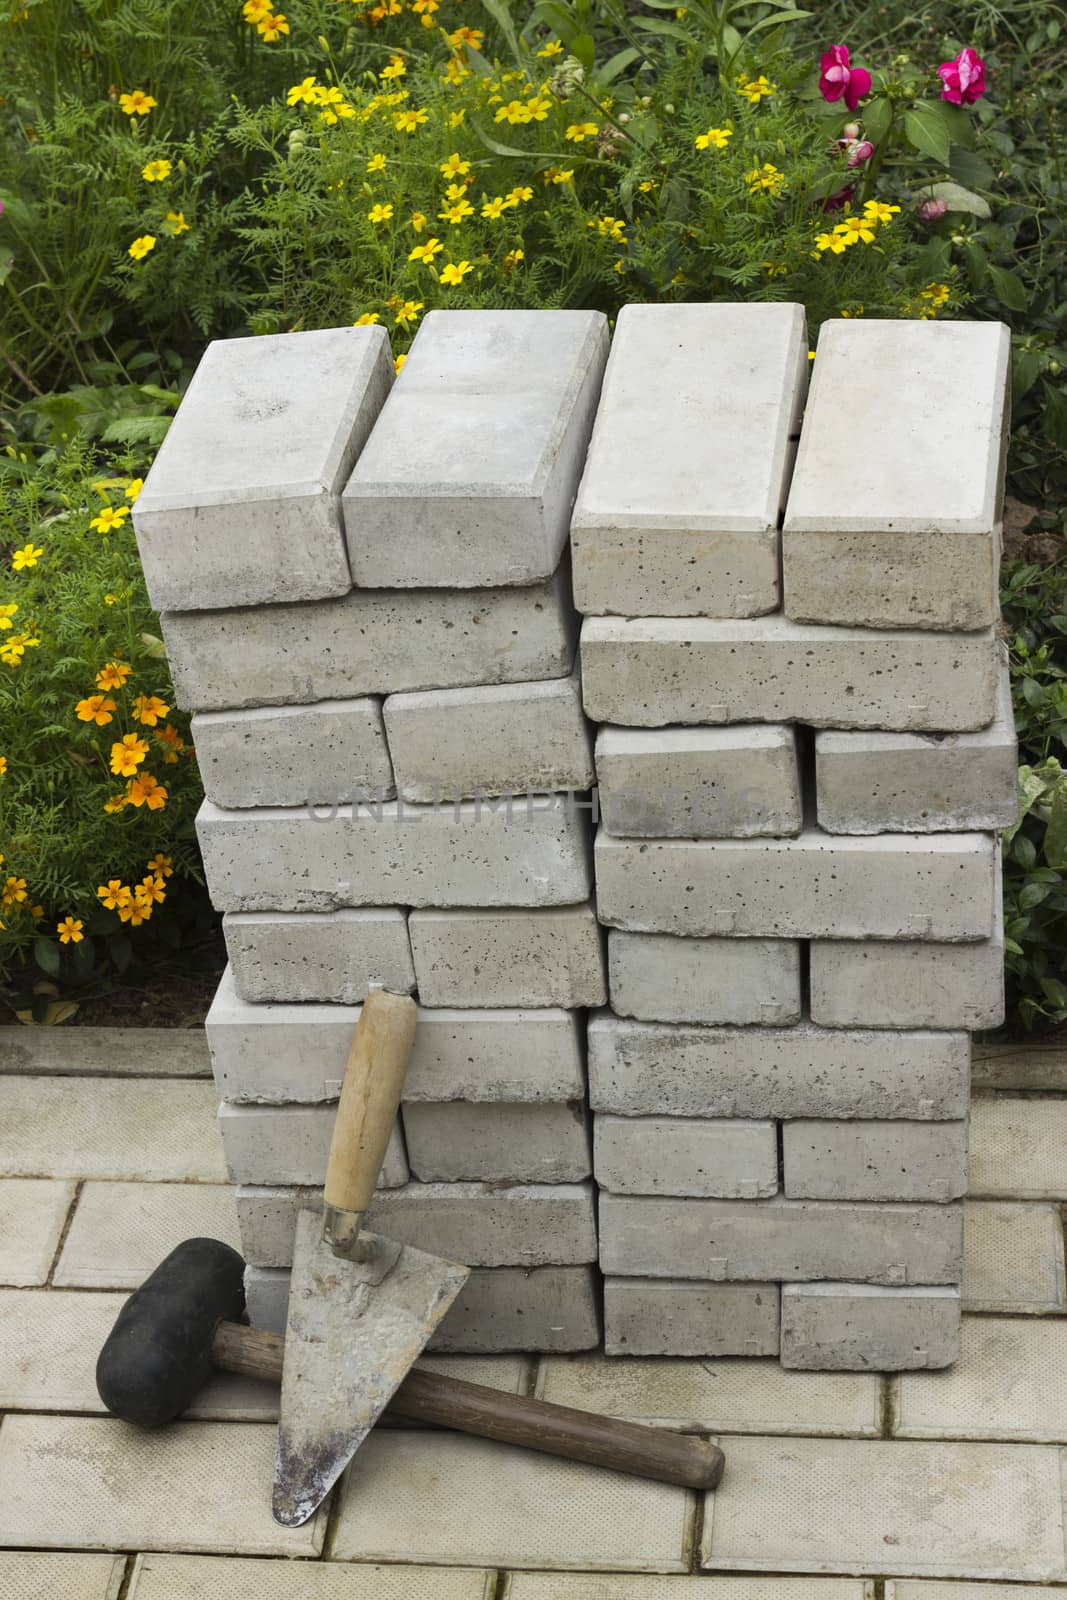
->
left=272, top=1209, right=470, bottom=1527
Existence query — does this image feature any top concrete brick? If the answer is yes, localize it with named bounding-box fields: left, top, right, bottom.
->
left=783, top=319, right=1010, bottom=630
left=343, top=310, right=608, bottom=587
left=571, top=302, right=806, bottom=617
left=133, top=327, right=392, bottom=612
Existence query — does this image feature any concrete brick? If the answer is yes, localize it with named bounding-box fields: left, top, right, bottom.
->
left=603, top=1278, right=780, bottom=1357
left=581, top=616, right=1000, bottom=732
left=217, top=1102, right=408, bottom=1188
left=588, top=1015, right=969, bottom=1121
left=0, top=1180, right=75, bottom=1286
left=816, top=669, right=1017, bottom=834
left=236, top=1181, right=598, bottom=1268
left=207, top=972, right=584, bottom=1103
left=600, top=1195, right=964, bottom=1285
left=197, top=794, right=592, bottom=913
left=781, top=1282, right=961, bottom=1371
left=783, top=1120, right=969, bottom=1203
left=608, top=931, right=801, bottom=1026
left=54, top=1181, right=239, bottom=1289
left=595, top=828, right=996, bottom=941
left=810, top=874, right=1004, bottom=1029
left=133, top=326, right=392, bottom=612
left=129, top=1554, right=493, bottom=1600
left=343, top=309, right=607, bottom=587
left=594, top=1115, right=778, bottom=1199
left=384, top=672, right=593, bottom=803
left=192, top=698, right=394, bottom=809
left=571, top=302, right=806, bottom=618
left=402, top=1101, right=591, bottom=1183
left=161, top=570, right=576, bottom=712
left=595, top=725, right=801, bottom=838
left=409, top=905, right=606, bottom=1008
left=783, top=319, right=1010, bottom=631
left=224, top=908, right=414, bottom=1004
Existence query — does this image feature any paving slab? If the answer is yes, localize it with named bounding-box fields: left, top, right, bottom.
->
left=133, top=325, right=392, bottom=611
left=129, top=1555, right=493, bottom=1599
left=0, top=1415, right=325, bottom=1555
left=332, top=1429, right=691, bottom=1570
left=0, top=1026, right=210, bottom=1076
left=0, top=1178, right=75, bottom=1285
left=962, top=1200, right=1066, bottom=1313
left=571, top=301, right=805, bottom=619
left=192, top=698, right=395, bottom=809
left=536, top=1352, right=881, bottom=1436
left=969, top=1096, right=1067, bottom=1198
left=507, top=1582, right=873, bottom=1600
left=0, top=1552, right=127, bottom=1600
left=224, top=908, right=415, bottom=1004
left=608, top=931, right=801, bottom=1026
left=162, top=570, right=577, bottom=713
left=701, top=1434, right=1065, bottom=1579
left=344, top=309, right=608, bottom=587
left=886, top=1585, right=1067, bottom=1600
left=0, top=1077, right=225, bottom=1181
left=409, top=905, right=606, bottom=1009
left=894, top=1315, right=1067, bottom=1442
left=54, top=1181, right=240, bottom=1289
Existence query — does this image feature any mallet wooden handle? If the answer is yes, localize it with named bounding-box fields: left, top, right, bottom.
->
left=211, top=1321, right=724, bottom=1491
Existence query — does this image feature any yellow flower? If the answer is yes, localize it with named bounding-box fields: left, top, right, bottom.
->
left=90, top=504, right=130, bottom=535
left=287, top=76, right=320, bottom=106
left=2, top=876, right=27, bottom=907
left=121, top=888, right=152, bottom=925
left=834, top=215, right=877, bottom=244
left=449, top=25, right=483, bottom=50
left=57, top=916, right=84, bottom=945
left=141, top=159, right=172, bottom=182
left=147, top=853, right=174, bottom=879
left=542, top=166, right=574, bottom=185
left=506, top=186, right=533, bottom=205
left=481, top=196, right=508, bottom=220
left=132, top=693, right=170, bottom=726
left=763, top=260, right=788, bottom=277
left=565, top=122, right=599, bottom=142
left=695, top=126, right=732, bottom=151
left=864, top=199, right=901, bottom=225
left=76, top=693, right=117, bottom=726
left=110, top=733, right=149, bottom=777
left=921, top=281, right=951, bottom=306
left=368, top=202, right=394, bottom=224
left=0, top=755, right=6, bottom=776
left=745, top=163, right=785, bottom=195
left=444, top=182, right=469, bottom=202
left=393, top=300, right=424, bottom=328
left=814, top=229, right=849, bottom=255
left=243, top=0, right=271, bottom=18
left=409, top=236, right=444, bottom=264
left=12, top=543, right=43, bottom=571
left=0, top=603, right=17, bottom=630
left=394, top=354, right=407, bottom=375
left=381, top=54, right=406, bottom=80
left=537, top=38, right=563, bottom=56
left=495, top=100, right=530, bottom=125
left=257, top=13, right=290, bottom=40
left=503, top=248, right=524, bottom=273
left=440, top=260, right=473, bottom=286
left=440, top=151, right=472, bottom=179
left=97, top=880, right=126, bottom=910
left=96, top=660, right=131, bottom=691
left=118, top=89, right=157, bottom=116
left=410, top=211, right=428, bottom=233
left=164, top=211, right=190, bottom=236
left=128, top=235, right=157, bottom=261
left=589, top=215, right=626, bottom=243
left=354, top=312, right=381, bottom=325
left=439, top=199, right=475, bottom=225
left=394, top=108, right=428, bottom=133
left=525, top=96, right=552, bottom=122
left=367, top=153, right=387, bottom=173
left=0, top=632, right=39, bottom=668
left=736, top=74, right=776, bottom=103
left=128, top=772, right=168, bottom=810
left=125, top=478, right=144, bottom=502
left=103, top=793, right=128, bottom=814
left=155, top=725, right=184, bottom=762
left=137, top=873, right=166, bottom=905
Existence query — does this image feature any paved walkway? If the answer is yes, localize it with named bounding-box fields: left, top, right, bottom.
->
left=2, top=1030, right=1067, bottom=1596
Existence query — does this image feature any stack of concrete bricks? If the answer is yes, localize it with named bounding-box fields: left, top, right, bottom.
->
left=575, top=303, right=1016, bottom=1369
left=134, top=310, right=613, bottom=1353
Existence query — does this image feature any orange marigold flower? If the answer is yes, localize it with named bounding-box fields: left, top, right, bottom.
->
left=96, top=660, right=132, bottom=691
left=76, top=693, right=117, bottom=726
left=132, top=693, right=170, bottom=726
left=128, top=772, right=168, bottom=810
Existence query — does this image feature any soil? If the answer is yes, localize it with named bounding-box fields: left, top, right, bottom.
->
left=65, top=964, right=225, bottom=1028
left=1002, top=495, right=1067, bottom=566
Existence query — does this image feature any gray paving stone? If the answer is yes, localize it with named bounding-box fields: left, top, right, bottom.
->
left=54, top=1181, right=240, bottom=1290
left=887, top=1584, right=1067, bottom=1600
left=129, top=1555, right=493, bottom=1599
left=536, top=1351, right=882, bottom=1436
left=595, top=829, right=996, bottom=941
left=0, top=1179, right=75, bottom=1285
left=701, top=1434, right=1064, bottom=1579
left=192, top=699, right=394, bottom=809
left=134, top=326, right=392, bottom=612
left=409, top=905, right=606, bottom=1009
left=0, top=1077, right=225, bottom=1181
left=197, top=794, right=592, bottom=913
left=571, top=302, right=805, bottom=619
left=344, top=309, right=607, bottom=587
left=894, top=1315, right=1067, bottom=1442
left=506, top=1580, right=873, bottom=1600
left=783, top=319, right=1009, bottom=631
left=783, top=1120, right=969, bottom=1203
left=218, top=1102, right=408, bottom=1187
left=384, top=672, right=594, bottom=802
left=403, top=1101, right=591, bottom=1184
left=0, top=1552, right=127, bottom=1600
left=961, top=1201, right=1065, bottom=1314
left=780, top=1283, right=960, bottom=1372
left=162, top=571, right=577, bottom=713
left=595, top=725, right=801, bottom=838
left=608, top=931, right=801, bottom=1026
left=331, top=1429, right=690, bottom=1570
left=237, top=1180, right=597, bottom=1268
left=969, top=1096, right=1067, bottom=1198
left=602, top=1278, right=779, bottom=1357
left=588, top=1015, right=969, bottom=1121
left=601, top=1195, right=964, bottom=1285
left=815, top=670, right=1017, bottom=833
left=0, top=1026, right=210, bottom=1076
left=0, top=1415, right=325, bottom=1555
left=224, top=908, right=415, bottom=1004
left=581, top=616, right=1000, bottom=733
left=594, top=1115, right=778, bottom=1199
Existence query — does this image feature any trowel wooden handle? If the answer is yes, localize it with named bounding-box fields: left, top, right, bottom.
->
left=325, top=989, right=417, bottom=1217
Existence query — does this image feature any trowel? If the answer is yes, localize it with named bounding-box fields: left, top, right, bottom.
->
left=272, top=987, right=469, bottom=1526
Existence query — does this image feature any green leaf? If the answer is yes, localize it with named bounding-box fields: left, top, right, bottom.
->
left=903, top=105, right=951, bottom=166
left=34, top=936, right=61, bottom=978
left=1013, top=833, right=1038, bottom=869
left=630, top=15, right=696, bottom=44
left=478, top=0, right=522, bottom=59
left=986, top=263, right=1029, bottom=311
left=863, top=97, right=892, bottom=144
left=949, top=146, right=996, bottom=188
left=1043, top=382, right=1067, bottom=453
left=0, top=250, right=14, bottom=287
left=1019, top=880, right=1053, bottom=910
left=109, top=934, right=133, bottom=974
left=1045, top=784, right=1067, bottom=868
left=918, top=181, right=990, bottom=218
left=596, top=46, right=641, bottom=85
left=1013, top=349, right=1045, bottom=405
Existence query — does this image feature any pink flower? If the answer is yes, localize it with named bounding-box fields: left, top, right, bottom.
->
left=819, top=45, right=872, bottom=112
left=838, top=136, right=875, bottom=167
left=920, top=197, right=949, bottom=221
left=938, top=47, right=986, bottom=105
left=822, top=183, right=855, bottom=213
